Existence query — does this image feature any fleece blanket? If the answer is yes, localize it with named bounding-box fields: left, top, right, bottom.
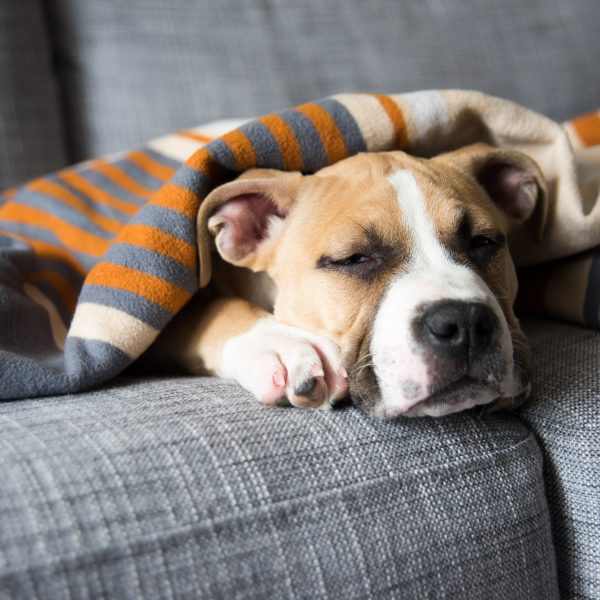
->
left=1, top=90, right=599, bottom=400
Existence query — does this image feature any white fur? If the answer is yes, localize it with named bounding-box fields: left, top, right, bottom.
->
left=221, top=317, right=347, bottom=409
left=371, top=170, right=517, bottom=417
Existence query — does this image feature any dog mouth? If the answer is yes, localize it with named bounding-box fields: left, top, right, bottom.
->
left=420, top=376, right=495, bottom=408
left=379, top=370, right=506, bottom=417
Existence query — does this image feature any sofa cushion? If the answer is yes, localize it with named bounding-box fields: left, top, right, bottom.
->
left=520, top=320, right=600, bottom=600
left=45, top=0, right=600, bottom=161
left=0, top=377, right=558, bottom=599
left=0, top=1, right=69, bottom=190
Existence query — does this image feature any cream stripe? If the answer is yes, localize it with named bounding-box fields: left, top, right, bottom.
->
left=147, top=119, right=249, bottom=162
left=333, top=94, right=396, bottom=151
left=147, top=134, right=207, bottom=162
left=563, top=121, right=584, bottom=150
left=189, top=118, right=248, bottom=138
left=69, top=303, right=160, bottom=359
left=392, top=91, right=451, bottom=152
left=23, top=283, right=68, bottom=350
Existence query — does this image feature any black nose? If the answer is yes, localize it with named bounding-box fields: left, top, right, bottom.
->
left=420, top=300, right=497, bottom=360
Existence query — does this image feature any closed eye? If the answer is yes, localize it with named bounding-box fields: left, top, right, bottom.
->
left=328, top=253, right=373, bottom=266
left=316, top=251, right=384, bottom=282
left=469, top=233, right=505, bottom=250
left=316, top=224, right=406, bottom=281
left=457, top=212, right=505, bottom=260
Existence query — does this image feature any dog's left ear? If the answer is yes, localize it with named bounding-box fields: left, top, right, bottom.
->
left=437, top=143, right=547, bottom=230
left=197, top=170, right=302, bottom=286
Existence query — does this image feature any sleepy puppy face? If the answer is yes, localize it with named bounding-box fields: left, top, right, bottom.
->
left=198, top=145, right=545, bottom=417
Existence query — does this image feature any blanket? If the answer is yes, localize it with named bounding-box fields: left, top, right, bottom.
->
left=1, top=90, right=599, bottom=400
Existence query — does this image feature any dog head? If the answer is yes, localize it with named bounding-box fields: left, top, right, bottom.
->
left=197, top=145, right=545, bottom=417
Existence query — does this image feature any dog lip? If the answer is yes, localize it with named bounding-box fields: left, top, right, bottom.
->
left=422, top=375, right=492, bottom=406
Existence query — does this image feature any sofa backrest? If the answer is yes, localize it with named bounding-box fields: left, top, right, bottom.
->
left=2, top=0, right=600, bottom=190
left=0, top=1, right=69, bottom=190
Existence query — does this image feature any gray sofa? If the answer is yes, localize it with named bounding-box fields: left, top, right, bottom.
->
left=1, top=1, right=599, bottom=598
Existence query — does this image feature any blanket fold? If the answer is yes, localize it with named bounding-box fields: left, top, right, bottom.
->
left=1, top=90, right=599, bottom=400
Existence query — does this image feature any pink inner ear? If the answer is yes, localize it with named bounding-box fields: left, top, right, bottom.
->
left=478, top=163, right=537, bottom=221
left=211, top=193, right=287, bottom=261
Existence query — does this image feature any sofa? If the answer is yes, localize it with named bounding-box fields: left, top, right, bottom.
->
left=1, top=1, right=599, bottom=598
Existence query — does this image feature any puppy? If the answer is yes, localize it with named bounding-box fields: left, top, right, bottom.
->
left=148, top=144, right=545, bottom=418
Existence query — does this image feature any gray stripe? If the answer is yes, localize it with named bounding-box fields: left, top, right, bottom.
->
left=8, top=193, right=115, bottom=239
left=131, top=205, right=196, bottom=245
left=113, top=158, right=165, bottom=191
left=49, top=175, right=134, bottom=222
left=78, top=284, right=174, bottom=330
left=143, top=147, right=182, bottom=169
left=0, top=235, right=36, bottom=286
left=33, top=257, right=85, bottom=291
left=77, top=167, right=148, bottom=206
left=104, top=243, right=197, bottom=293
left=583, top=249, right=600, bottom=328
left=0, top=222, right=98, bottom=270
left=281, top=109, right=328, bottom=173
left=63, top=337, right=132, bottom=386
left=0, top=282, right=69, bottom=400
left=0, top=348, right=68, bottom=400
left=239, top=121, right=284, bottom=170
left=206, top=139, right=239, bottom=172
left=319, top=98, right=367, bottom=156
left=30, top=279, right=74, bottom=327
left=170, top=166, right=210, bottom=196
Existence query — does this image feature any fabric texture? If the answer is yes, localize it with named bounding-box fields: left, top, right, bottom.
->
left=519, top=320, right=600, bottom=599
left=1, top=91, right=599, bottom=400
left=0, top=377, right=558, bottom=599
left=43, top=0, right=600, bottom=162
left=0, top=0, right=69, bottom=191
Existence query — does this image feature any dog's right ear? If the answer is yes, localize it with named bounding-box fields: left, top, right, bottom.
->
left=197, top=170, right=302, bottom=286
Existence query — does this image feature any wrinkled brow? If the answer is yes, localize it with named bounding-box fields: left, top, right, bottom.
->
left=359, top=222, right=408, bottom=265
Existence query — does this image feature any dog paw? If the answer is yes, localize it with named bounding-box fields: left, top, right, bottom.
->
left=221, top=318, right=349, bottom=409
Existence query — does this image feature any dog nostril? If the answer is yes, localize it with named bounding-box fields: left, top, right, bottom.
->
left=421, top=301, right=497, bottom=359
left=472, top=305, right=495, bottom=338
left=431, top=321, right=459, bottom=339
left=425, top=309, right=463, bottom=343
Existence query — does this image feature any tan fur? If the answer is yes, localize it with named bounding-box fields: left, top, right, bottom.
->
left=148, top=146, right=540, bottom=413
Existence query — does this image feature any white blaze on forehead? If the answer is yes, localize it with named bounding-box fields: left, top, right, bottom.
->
left=388, top=168, right=493, bottom=301
left=390, top=170, right=451, bottom=273
left=369, top=169, right=516, bottom=418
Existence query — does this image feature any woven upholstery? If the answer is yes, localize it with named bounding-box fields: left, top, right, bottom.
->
left=45, top=0, right=600, bottom=162
left=0, top=378, right=558, bottom=599
left=520, top=320, right=600, bottom=599
left=0, top=0, right=68, bottom=191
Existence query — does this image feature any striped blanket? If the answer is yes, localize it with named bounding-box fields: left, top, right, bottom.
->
left=1, top=90, right=599, bottom=400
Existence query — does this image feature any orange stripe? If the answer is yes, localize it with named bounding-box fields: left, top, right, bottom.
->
left=296, top=103, right=347, bottom=165
left=85, top=263, right=191, bottom=313
left=221, top=129, right=258, bottom=171
left=90, top=159, right=155, bottom=200
left=3, top=233, right=88, bottom=277
left=117, top=224, right=197, bottom=269
left=571, top=111, right=600, bottom=147
left=29, top=269, right=79, bottom=312
left=151, top=183, right=200, bottom=220
left=178, top=131, right=215, bottom=144
left=372, top=94, right=408, bottom=150
left=58, top=170, right=140, bottom=216
left=258, top=114, right=304, bottom=171
left=183, top=146, right=225, bottom=188
left=0, top=203, right=110, bottom=257
left=127, top=150, right=176, bottom=182
left=2, top=188, right=17, bottom=199
left=27, top=179, right=124, bottom=235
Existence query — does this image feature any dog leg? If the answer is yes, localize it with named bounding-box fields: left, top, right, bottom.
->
left=160, top=296, right=349, bottom=409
